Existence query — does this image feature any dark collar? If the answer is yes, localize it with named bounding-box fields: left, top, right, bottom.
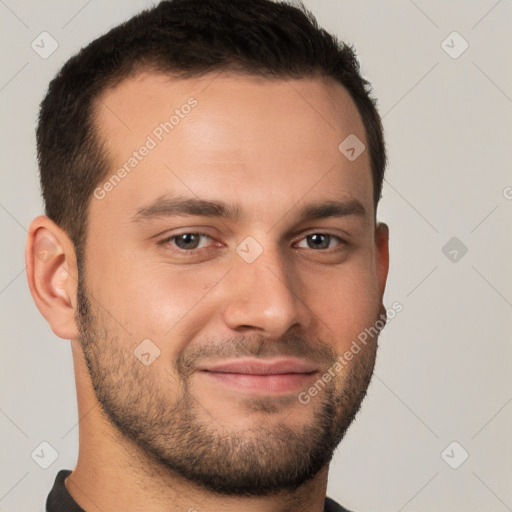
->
left=46, top=470, right=84, bottom=512
left=46, top=469, right=353, bottom=512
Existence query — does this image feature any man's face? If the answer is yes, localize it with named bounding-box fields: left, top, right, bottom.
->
left=76, top=71, right=388, bottom=495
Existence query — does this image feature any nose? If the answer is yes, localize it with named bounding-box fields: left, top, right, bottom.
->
left=220, top=243, right=312, bottom=338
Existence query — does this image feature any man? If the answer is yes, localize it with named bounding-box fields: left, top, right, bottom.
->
left=26, top=0, right=389, bottom=510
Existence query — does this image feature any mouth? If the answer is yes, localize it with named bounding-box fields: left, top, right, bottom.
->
left=198, top=358, right=319, bottom=394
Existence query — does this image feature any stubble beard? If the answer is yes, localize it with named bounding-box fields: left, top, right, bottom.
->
left=75, top=273, right=380, bottom=496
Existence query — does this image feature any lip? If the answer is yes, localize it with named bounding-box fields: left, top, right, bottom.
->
left=198, top=358, right=319, bottom=394
left=199, top=357, right=318, bottom=375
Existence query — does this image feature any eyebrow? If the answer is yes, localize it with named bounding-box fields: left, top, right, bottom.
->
left=130, top=195, right=367, bottom=224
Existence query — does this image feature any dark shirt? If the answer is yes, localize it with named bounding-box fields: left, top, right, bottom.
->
left=46, top=469, right=353, bottom=511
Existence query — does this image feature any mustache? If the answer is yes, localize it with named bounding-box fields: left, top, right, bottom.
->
left=176, top=332, right=338, bottom=376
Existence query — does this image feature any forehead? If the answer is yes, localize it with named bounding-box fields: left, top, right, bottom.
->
left=95, top=70, right=366, bottom=151
left=90, top=70, right=372, bottom=226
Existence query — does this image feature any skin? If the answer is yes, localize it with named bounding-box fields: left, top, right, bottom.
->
left=26, top=71, right=389, bottom=512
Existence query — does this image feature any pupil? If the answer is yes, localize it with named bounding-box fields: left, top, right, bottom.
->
left=310, top=234, right=328, bottom=249
left=177, top=233, right=198, bottom=249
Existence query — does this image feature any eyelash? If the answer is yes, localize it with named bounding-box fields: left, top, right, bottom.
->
left=158, top=231, right=347, bottom=256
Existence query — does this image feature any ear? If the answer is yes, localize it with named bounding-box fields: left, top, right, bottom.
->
left=374, top=221, right=390, bottom=299
left=25, top=215, right=79, bottom=340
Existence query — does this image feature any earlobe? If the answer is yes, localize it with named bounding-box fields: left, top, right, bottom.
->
left=25, top=216, right=79, bottom=340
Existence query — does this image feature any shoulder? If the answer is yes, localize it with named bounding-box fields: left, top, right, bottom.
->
left=324, top=495, right=355, bottom=512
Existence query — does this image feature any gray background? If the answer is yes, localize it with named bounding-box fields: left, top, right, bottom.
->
left=1, top=0, right=511, bottom=510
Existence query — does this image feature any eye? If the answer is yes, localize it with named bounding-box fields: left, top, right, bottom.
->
left=160, top=232, right=216, bottom=253
left=158, top=231, right=347, bottom=256
left=295, top=233, right=345, bottom=251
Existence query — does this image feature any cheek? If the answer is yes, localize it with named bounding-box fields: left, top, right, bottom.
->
left=307, top=259, right=380, bottom=352
left=103, top=262, right=225, bottom=347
